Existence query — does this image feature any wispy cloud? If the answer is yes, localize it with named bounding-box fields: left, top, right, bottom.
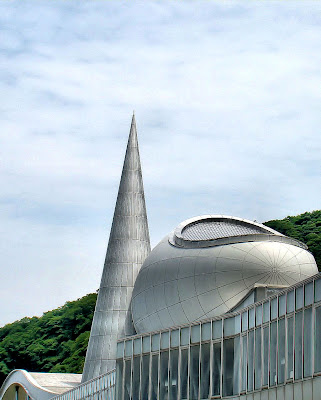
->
left=0, top=1, right=320, bottom=326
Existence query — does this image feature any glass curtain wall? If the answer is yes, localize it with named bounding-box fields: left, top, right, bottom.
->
left=116, top=274, right=321, bottom=400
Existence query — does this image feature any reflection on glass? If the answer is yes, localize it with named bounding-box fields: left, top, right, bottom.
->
left=279, top=295, right=286, bottom=316
left=305, top=282, right=313, bottom=306
left=200, top=343, right=210, bottom=400
left=248, top=330, right=254, bottom=391
left=212, top=342, right=221, bottom=396
left=296, top=287, right=303, bottom=310
left=180, top=349, right=188, bottom=400
left=287, top=317, right=294, bottom=380
left=249, top=308, right=255, bottom=329
left=189, top=345, right=200, bottom=400
left=295, top=311, right=303, bottom=380
left=115, top=360, right=123, bottom=400
left=124, top=359, right=131, bottom=400
left=141, top=355, right=150, bottom=400
left=255, top=328, right=262, bottom=389
left=304, top=308, right=313, bottom=377
left=152, top=334, right=160, bottom=352
left=151, top=354, right=159, bottom=400
left=201, top=323, right=211, bottom=341
left=160, top=351, right=169, bottom=400
left=134, top=338, right=141, bottom=355
left=242, top=312, right=248, bottom=332
left=270, top=322, right=277, bottom=386
left=241, top=335, right=247, bottom=392
left=161, top=332, right=170, bottom=349
left=278, top=319, right=285, bottom=384
left=263, top=326, right=269, bottom=386
left=171, top=330, right=179, bottom=347
left=315, top=307, right=321, bottom=372
left=213, top=320, right=222, bottom=339
left=287, top=291, right=294, bottom=313
left=169, top=349, right=178, bottom=400
left=181, top=328, right=189, bottom=346
left=142, top=336, right=150, bottom=353
left=132, top=356, right=140, bottom=400
left=315, top=279, right=321, bottom=303
left=271, top=298, right=277, bottom=320
left=263, top=302, right=270, bottom=323
left=191, top=325, right=200, bottom=343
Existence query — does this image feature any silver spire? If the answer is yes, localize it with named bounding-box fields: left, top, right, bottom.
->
left=82, top=114, right=151, bottom=382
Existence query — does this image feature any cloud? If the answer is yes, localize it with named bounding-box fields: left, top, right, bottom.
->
left=0, top=0, right=320, bottom=326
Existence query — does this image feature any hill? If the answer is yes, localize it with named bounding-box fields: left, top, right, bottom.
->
left=0, top=293, right=97, bottom=385
left=264, top=210, right=321, bottom=268
left=0, top=210, right=320, bottom=386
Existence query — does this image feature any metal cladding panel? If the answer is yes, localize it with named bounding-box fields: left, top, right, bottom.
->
left=131, top=233, right=318, bottom=334
left=82, top=115, right=150, bottom=382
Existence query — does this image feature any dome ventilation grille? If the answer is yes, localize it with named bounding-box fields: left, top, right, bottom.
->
left=182, top=220, right=267, bottom=241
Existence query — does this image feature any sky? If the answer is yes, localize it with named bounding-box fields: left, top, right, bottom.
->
left=1, top=1, right=320, bottom=327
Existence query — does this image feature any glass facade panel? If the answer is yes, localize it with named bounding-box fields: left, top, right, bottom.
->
left=262, top=326, right=269, bottom=386
left=224, top=317, right=235, bottom=336
left=201, top=322, right=211, bottom=341
left=117, top=342, right=124, bottom=358
left=248, top=330, right=254, bottom=392
left=124, top=359, right=131, bottom=400
left=141, top=355, right=150, bottom=400
left=181, top=328, right=189, bottom=346
left=315, top=278, right=321, bottom=303
left=189, top=345, right=200, bottom=400
left=212, top=342, right=221, bottom=397
left=125, top=340, right=132, bottom=357
left=242, top=311, right=248, bottom=332
left=169, top=349, right=178, bottom=400
left=304, top=308, right=313, bottom=377
left=249, top=308, right=255, bottom=329
left=278, top=319, right=285, bottom=384
left=134, top=338, right=141, bottom=355
left=305, top=282, right=314, bottom=306
left=212, top=320, right=222, bottom=339
left=200, top=343, right=210, bottom=400
left=315, top=306, right=321, bottom=372
left=263, top=301, right=270, bottom=323
left=115, top=360, right=123, bottom=400
left=241, top=335, right=247, bottom=392
left=152, top=334, right=160, bottom=352
left=296, top=287, right=304, bottom=310
left=287, top=316, right=294, bottom=380
left=142, top=336, right=150, bottom=353
left=223, top=337, right=240, bottom=396
left=191, top=325, right=200, bottom=344
left=151, top=354, right=159, bottom=400
left=161, top=332, right=170, bottom=349
left=287, top=290, right=295, bottom=313
left=160, top=351, right=169, bottom=400
left=171, top=330, right=179, bottom=347
left=256, top=305, right=262, bottom=326
left=270, top=321, right=277, bottom=386
left=279, top=295, right=286, bottom=316
left=132, top=356, right=140, bottom=400
left=180, top=348, right=188, bottom=400
left=271, top=298, right=277, bottom=320
left=255, top=327, right=262, bottom=389
left=294, top=311, right=303, bottom=379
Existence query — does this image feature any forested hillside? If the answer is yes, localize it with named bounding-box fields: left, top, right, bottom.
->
left=264, top=210, right=321, bottom=268
left=0, top=293, right=97, bottom=385
left=0, top=210, right=320, bottom=386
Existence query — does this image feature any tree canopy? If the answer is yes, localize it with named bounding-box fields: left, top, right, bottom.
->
left=0, top=210, right=320, bottom=386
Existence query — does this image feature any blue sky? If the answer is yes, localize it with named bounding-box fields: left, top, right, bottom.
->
left=1, top=1, right=320, bottom=326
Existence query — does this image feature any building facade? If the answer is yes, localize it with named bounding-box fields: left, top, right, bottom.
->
left=0, top=116, right=320, bottom=400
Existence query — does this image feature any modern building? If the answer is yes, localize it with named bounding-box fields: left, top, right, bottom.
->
left=1, top=116, right=320, bottom=400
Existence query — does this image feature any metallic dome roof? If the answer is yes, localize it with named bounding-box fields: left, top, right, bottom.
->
left=131, top=215, right=317, bottom=334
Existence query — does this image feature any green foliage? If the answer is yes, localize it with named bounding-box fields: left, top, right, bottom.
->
left=264, top=210, right=321, bottom=269
left=0, top=293, right=97, bottom=385
left=1, top=210, right=320, bottom=386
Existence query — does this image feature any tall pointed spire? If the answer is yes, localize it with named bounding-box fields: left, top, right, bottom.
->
left=82, top=115, right=151, bottom=382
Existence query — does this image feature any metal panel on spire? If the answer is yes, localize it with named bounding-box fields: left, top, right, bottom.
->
left=82, top=115, right=151, bottom=382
